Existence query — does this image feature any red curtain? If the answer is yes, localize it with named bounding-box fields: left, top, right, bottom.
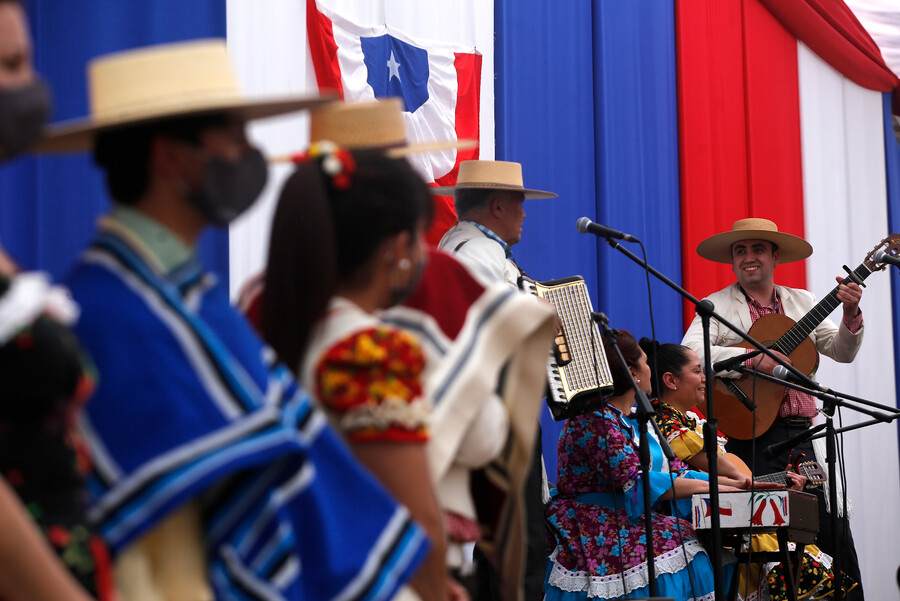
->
left=758, top=0, right=898, bottom=93
left=306, top=0, right=344, bottom=96
left=676, top=0, right=807, bottom=329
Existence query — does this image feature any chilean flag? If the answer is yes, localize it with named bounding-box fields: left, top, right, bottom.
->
left=307, top=0, right=482, bottom=244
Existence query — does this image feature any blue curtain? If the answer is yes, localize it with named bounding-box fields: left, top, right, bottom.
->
left=495, top=1, right=682, bottom=480
left=0, top=1, right=228, bottom=284
left=882, top=93, right=900, bottom=473
left=591, top=3, right=683, bottom=344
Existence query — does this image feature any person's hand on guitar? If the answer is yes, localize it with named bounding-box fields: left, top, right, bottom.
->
left=835, top=276, right=863, bottom=319
left=753, top=349, right=792, bottom=376
left=785, top=470, right=807, bottom=491
left=720, top=474, right=782, bottom=490
left=719, top=473, right=753, bottom=490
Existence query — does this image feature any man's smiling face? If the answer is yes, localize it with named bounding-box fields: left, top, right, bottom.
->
left=731, top=238, right=779, bottom=290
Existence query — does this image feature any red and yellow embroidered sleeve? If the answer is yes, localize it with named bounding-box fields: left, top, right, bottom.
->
left=314, top=326, right=429, bottom=443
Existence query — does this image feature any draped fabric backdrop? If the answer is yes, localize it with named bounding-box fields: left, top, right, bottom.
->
left=495, top=1, right=686, bottom=499
left=2, top=0, right=899, bottom=598
left=846, top=0, right=900, bottom=77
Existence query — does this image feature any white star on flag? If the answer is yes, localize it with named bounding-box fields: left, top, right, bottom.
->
left=387, top=50, right=401, bottom=81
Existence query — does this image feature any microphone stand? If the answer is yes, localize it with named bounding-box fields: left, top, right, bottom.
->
left=731, top=366, right=900, bottom=598
left=729, top=366, right=900, bottom=424
left=595, top=313, right=678, bottom=599
left=596, top=237, right=817, bottom=601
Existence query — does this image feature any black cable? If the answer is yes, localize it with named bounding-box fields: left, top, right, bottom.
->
left=837, top=405, right=850, bottom=599
left=636, top=240, right=699, bottom=601
left=745, top=370, right=760, bottom=599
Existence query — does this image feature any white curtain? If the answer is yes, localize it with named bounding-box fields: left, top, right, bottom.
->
left=798, top=41, right=900, bottom=599
left=845, top=0, right=900, bottom=78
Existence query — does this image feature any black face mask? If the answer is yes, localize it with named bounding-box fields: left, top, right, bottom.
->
left=186, top=147, right=268, bottom=226
left=0, top=79, right=51, bottom=161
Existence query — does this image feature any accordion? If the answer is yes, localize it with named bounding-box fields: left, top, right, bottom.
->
left=520, top=275, right=614, bottom=420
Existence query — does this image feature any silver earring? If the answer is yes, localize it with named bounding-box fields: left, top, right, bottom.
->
left=673, top=387, right=677, bottom=390
left=397, top=258, right=412, bottom=270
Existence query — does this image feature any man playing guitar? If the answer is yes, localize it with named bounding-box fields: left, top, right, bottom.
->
left=682, top=217, right=865, bottom=600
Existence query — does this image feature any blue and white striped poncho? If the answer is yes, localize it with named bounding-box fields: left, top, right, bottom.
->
left=67, top=222, right=428, bottom=601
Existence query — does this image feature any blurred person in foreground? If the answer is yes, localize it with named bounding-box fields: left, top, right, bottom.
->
left=248, top=100, right=556, bottom=601
left=36, top=40, right=429, bottom=600
left=0, top=1, right=111, bottom=599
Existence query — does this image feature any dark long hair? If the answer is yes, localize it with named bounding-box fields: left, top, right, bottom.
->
left=261, top=149, right=432, bottom=371
left=601, top=329, right=643, bottom=396
left=639, top=338, right=692, bottom=399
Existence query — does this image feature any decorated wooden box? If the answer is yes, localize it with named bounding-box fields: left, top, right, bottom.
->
left=691, top=490, right=818, bottom=542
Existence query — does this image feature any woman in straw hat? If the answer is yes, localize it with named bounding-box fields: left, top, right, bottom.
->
left=263, top=144, right=472, bottom=601
left=270, top=97, right=476, bottom=245
left=0, top=1, right=112, bottom=600
left=257, top=100, right=555, bottom=601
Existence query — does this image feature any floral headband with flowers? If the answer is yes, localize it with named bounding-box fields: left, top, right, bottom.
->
left=289, top=140, right=356, bottom=191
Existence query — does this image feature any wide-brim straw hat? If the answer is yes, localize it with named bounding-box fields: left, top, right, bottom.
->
left=430, top=160, right=557, bottom=199
left=269, top=98, right=476, bottom=162
left=697, top=218, right=813, bottom=264
left=34, top=39, right=332, bottom=153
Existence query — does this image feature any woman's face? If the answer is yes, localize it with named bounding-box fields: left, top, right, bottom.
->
left=632, top=349, right=653, bottom=395
left=666, top=348, right=705, bottom=411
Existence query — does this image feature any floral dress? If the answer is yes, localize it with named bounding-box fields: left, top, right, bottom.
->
left=653, top=398, right=857, bottom=601
left=545, top=405, right=717, bottom=601
left=302, top=297, right=430, bottom=444
left=0, top=273, right=113, bottom=600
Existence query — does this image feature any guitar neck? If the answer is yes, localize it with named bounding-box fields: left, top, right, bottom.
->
left=753, top=464, right=819, bottom=487
left=773, top=263, right=871, bottom=356
left=754, top=470, right=794, bottom=486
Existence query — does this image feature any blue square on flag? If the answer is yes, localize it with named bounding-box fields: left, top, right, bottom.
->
left=361, top=34, right=429, bottom=112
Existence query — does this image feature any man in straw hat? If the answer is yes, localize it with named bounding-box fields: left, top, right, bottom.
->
left=36, top=40, right=431, bottom=601
left=435, top=160, right=557, bottom=601
left=682, top=217, right=865, bottom=599
left=436, top=160, right=557, bottom=287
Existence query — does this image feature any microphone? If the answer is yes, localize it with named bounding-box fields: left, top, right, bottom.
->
left=773, top=365, right=824, bottom=392
left=576, top=217, right=639, bottom=242
left=874, top=248, right=900, bottom=268
left=712, top=350, right=761, bottom=373
left=764, top=423, right=823, bottom=459
left=590, top=311, right=609, bottom=326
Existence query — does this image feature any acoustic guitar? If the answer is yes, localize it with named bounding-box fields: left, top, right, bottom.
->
left=707, top=234, right=900, bottom=439
left=726, top=455, right=827, bottom=488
